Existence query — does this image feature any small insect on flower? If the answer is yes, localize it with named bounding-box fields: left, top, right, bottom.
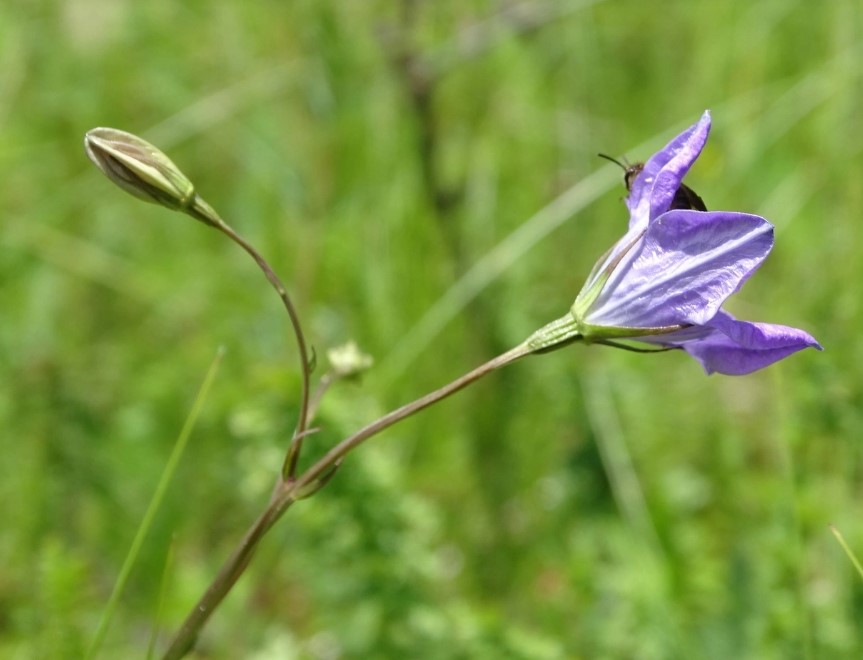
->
left=526, top=110, right=821, bottom=375
left=598, top=153, right=707, bottom=212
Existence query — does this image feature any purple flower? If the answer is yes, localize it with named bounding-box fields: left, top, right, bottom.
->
left=529, top=110, right=821, bottom=375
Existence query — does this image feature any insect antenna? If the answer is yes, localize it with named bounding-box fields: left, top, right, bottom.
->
left=597, top=153, right=628, bottom=170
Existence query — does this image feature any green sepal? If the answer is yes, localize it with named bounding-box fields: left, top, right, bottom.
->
left=526, top=314, right=582, bottom=353
left=577, top=321, right=689, bottom=342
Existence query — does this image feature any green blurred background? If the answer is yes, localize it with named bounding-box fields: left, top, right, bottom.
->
left=1, top=0, right=860, bottom=657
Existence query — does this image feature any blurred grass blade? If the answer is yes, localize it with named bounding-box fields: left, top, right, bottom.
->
left=379, top=42, right=863, bottom=384
left=148, top=536, right=177, bottom=660
left=378, top=165, right=618, bottom=382
left=829, top=525, right=863, bottom=581
left=377, top=116, right=722, bottom=383
left=86, top=347, right=225, bottom=660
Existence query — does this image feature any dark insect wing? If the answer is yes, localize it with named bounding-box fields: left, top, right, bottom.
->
left=598, top=153, right=708, bottom=212
left=671, top=183, right=707, bottom=212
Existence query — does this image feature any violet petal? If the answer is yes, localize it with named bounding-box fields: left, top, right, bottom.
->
left=627, top=111, right=712, bottom=227
left=681, top=310, right=823, bottom=375
left=584, top=210, right=774, bottom=329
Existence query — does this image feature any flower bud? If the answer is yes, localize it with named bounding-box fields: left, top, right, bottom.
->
left=84, top=128, right=196, bottom=212
left=326, top=341, right=373, bottom=379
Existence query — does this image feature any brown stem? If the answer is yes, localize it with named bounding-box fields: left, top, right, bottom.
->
left=293, top=342, right=531, bottom=490
left=160, top=341, right=533, bottom=658
left=161, top=489, right=289, bottom=660
left=188, top=202, right=313, bottom=479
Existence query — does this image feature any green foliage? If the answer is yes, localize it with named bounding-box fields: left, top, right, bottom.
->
left=1, top=0, right=861, bottom=657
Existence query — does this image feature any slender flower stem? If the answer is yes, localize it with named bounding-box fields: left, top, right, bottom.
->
left=188, top=203, right=313, bottom=479
left=293, top=342, right=531, bottom=490
left=307, top=372, right=335, bottom=423
left=161, top=494, right=287, bottom=660
left=161, top=340, right=534, bottom=659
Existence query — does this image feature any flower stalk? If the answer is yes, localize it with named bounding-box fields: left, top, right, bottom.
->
left=84, top=129, right=313, bottom=478
left=83, top=113, right=821, bottom=659
left=532, top=111, right=821, bottom=374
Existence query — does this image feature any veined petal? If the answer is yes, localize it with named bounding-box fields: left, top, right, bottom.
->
left=681, top=310, right=822, bottom=375
left=583, top=210, right=774, bottom=329
left=627, top=111, right=711, bottom=227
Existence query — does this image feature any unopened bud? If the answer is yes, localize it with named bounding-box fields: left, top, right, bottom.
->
left=84, top=128, right=197, bottom=212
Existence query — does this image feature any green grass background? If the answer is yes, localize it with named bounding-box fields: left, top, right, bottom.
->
left=1, top=0, right=860, bottom=657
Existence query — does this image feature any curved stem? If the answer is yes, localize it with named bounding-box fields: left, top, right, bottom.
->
left=161, top=340, right=534, bottom=659
left=189, top=201, right=313, bottom=479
